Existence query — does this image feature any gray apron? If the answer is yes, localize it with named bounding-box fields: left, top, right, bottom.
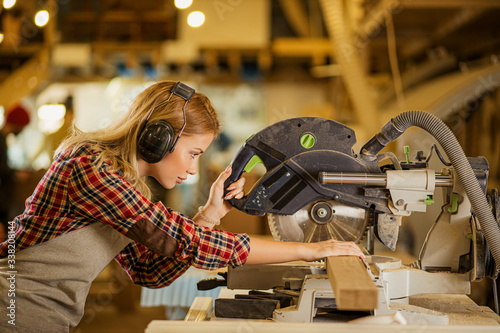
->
left=0, top=222, right=131, bottom=332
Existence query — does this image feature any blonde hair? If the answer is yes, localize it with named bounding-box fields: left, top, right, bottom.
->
left=55, top=81, right=220, bottom=200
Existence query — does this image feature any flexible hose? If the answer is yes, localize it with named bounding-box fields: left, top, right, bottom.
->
left=319, top=0, right=379, bottom=133
left=362, top=110, right=500, bottom=271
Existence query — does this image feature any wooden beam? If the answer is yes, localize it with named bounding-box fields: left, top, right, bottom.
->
left=92, top=41, right=162, bottom=52
left=272, top=38, right=333, bottom=58
left=400, top=0, right=500, bottom=8
left=326, top=256, right=378, bottom=311
left=401, top=7, right=486, bottom=59
left=278, top=0, right=312, bottom=38
left=0, top=48, right=50, bottom=110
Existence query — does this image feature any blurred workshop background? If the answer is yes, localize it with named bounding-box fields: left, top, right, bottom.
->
left=0, top=0, right=499, bottom=332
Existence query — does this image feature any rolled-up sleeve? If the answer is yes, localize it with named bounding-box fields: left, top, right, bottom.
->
left=115, top=230, right=250, bottom=288
left=117, top=207, right=251, bottom=287
left=67, top=157, right=250, bottom=288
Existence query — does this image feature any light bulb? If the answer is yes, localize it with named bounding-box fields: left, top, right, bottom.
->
left=174, top=0, right=192, bottom=9
left=34, top=10, right=50, bottom=27
left=3, top=0, right=16, bottom=10
left=187, top=11, right=205, bottom=28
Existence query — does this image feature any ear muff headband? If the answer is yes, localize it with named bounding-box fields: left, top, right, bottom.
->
left=137, top=82, right=195, bottom=163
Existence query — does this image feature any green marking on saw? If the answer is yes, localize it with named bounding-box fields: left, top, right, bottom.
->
left=244, top=155, right=264, bottom=173
left=300, top=133, right=315, bottom=149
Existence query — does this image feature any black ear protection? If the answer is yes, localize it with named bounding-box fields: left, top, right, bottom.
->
left=137, top=82, right=196, bottom=163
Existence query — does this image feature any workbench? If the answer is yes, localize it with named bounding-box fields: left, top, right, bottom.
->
left=144, top=290, right=500, bottom=332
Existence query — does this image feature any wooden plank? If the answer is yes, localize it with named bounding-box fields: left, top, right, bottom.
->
left=326, top=256, right=378, bottom=311
left=184, top=297, right=213, bottom=322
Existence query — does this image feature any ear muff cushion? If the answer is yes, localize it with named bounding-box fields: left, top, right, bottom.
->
left=137, top=120, right=175, bottom=163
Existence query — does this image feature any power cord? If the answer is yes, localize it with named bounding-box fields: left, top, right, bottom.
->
left=426, top=144, right=452, bottom=166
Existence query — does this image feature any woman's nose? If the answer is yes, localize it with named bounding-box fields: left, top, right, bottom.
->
left=187, top=163, right=198, bottom=175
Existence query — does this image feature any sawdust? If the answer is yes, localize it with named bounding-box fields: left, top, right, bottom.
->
left=390, top=301, right=444, bottom=316
left=408, top=294, right=500, bottom=326
left=382, top=264, right=422, bottom=272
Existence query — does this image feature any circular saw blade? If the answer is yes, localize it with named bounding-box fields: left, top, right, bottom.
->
left=268, top=200, right=368, bottom=243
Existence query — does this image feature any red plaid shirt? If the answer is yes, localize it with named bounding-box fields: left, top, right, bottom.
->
left=0, top=145, right=250, bottom=288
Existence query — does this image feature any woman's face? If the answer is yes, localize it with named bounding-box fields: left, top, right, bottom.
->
left=140, top=133, right=214, bottom=189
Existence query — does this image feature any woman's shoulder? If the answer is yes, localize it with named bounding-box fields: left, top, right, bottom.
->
left=52, top=144, right=102, bottom=171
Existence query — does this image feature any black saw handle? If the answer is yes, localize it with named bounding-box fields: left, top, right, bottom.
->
left=223, top=144, right=260, bottom=211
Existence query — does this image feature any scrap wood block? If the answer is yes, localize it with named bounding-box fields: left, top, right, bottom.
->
left=214, top=298, right=279, bottom=319
left=326, top=256, right=378, bottom=311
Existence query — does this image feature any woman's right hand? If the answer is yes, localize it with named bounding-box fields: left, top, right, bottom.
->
left=302, top=239, right=365, bottom=262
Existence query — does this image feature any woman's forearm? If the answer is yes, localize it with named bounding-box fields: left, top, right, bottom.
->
left=245, top=236, right=364, bottom=265
left=245, top=237, right=309, bottom=264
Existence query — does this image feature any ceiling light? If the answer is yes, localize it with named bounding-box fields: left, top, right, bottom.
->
left=38, top=104, right=66, bottom=120
left=3, top=0, right=16, bottom=9
left=34, top=10, right=50, bottom=27
left=0, top=33, right=4, bottom=44
left=187, top=11, right=205, bottom=28
left=38, top=104, right=66, bottom=134
left=174, top=0, right=192, bottom=9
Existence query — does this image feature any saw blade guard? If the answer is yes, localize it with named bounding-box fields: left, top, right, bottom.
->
left=223, top=117, right=381, bottom=216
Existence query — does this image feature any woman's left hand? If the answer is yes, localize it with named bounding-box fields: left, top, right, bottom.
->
left=201, top=165, right=246, bottom=222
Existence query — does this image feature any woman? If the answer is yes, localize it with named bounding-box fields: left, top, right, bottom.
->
left=0, top=81, right=363, bottom=332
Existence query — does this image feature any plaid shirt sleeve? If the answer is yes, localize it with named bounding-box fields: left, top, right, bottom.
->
left=67, top=155, right=251, bottom=288
left=115, top=229, right=250, bottom=288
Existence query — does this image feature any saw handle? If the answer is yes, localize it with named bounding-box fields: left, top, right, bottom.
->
left=224, top=145, right=260, bottom=210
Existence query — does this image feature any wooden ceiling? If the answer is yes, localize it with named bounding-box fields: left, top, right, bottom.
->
left=58, top=0, right=177, bottom=43
left=1, top=0, right=499, bottom=82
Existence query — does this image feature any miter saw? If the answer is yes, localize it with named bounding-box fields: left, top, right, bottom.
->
left=210, top=111, right=500, bottom=324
